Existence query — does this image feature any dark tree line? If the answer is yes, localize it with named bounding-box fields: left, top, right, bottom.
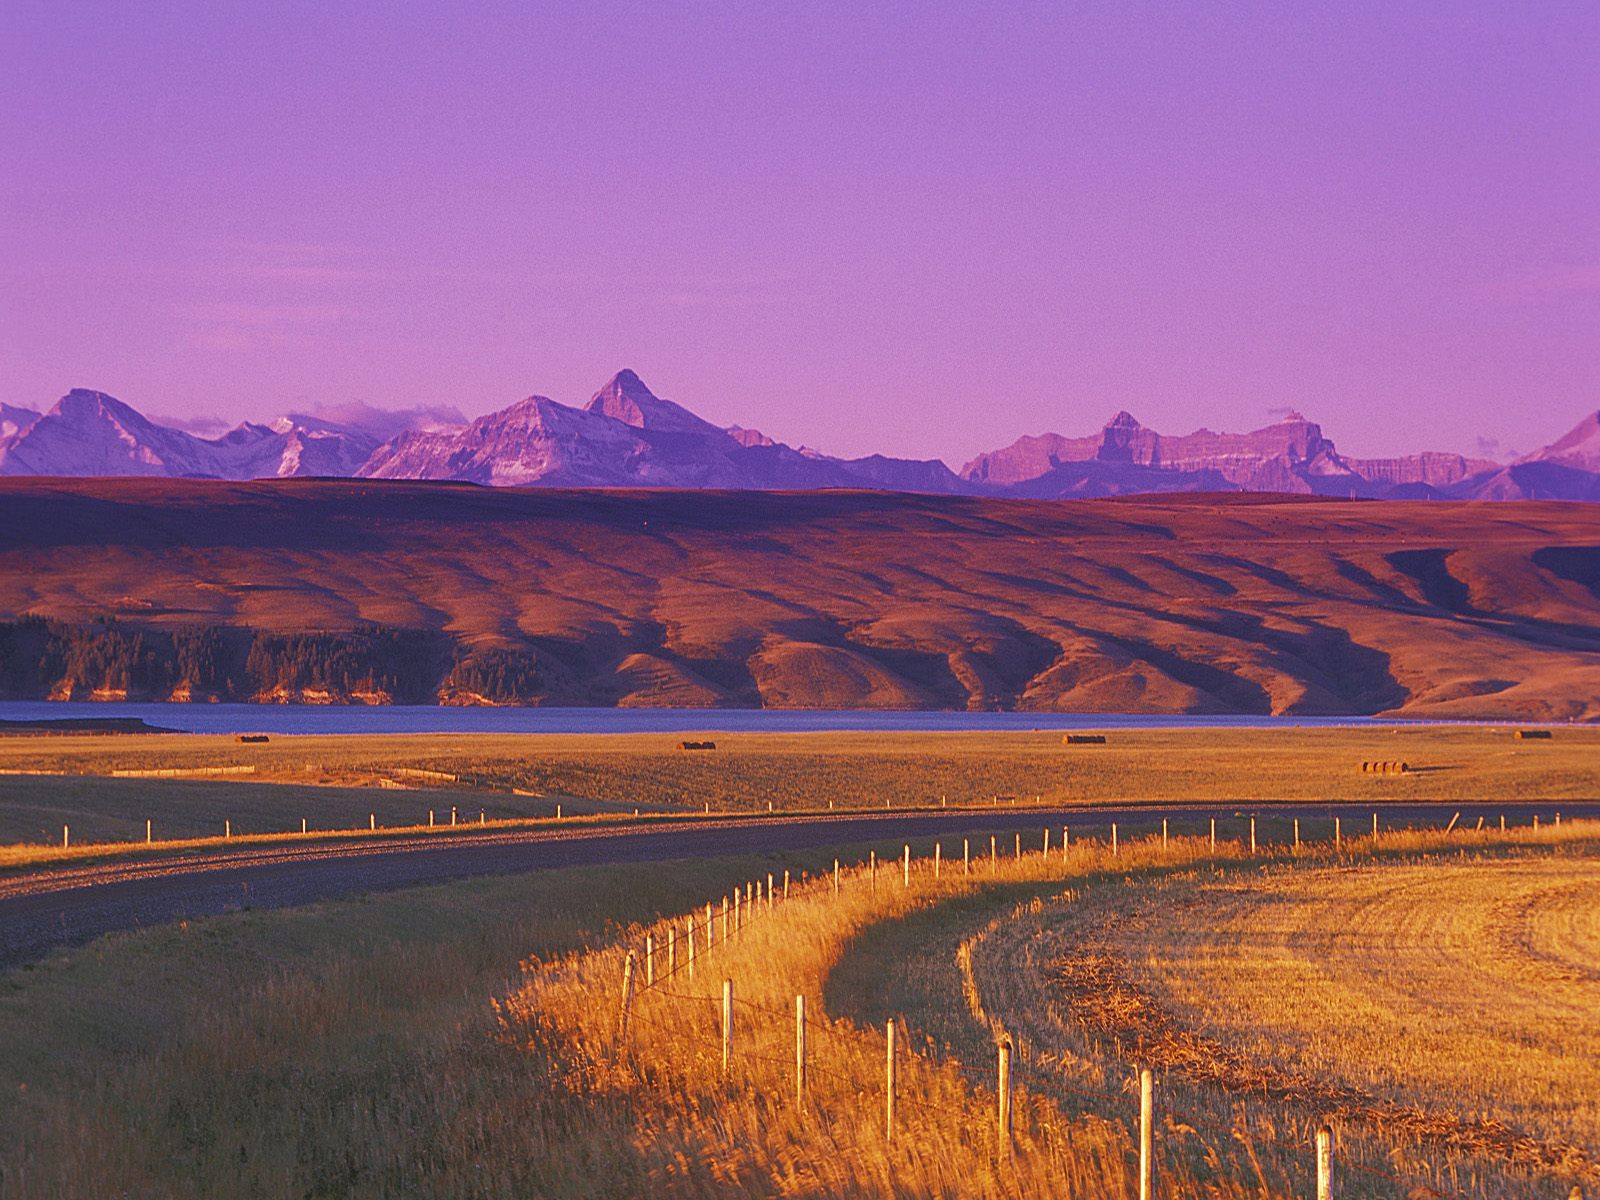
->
left=0, top=618, right=548, bottom=704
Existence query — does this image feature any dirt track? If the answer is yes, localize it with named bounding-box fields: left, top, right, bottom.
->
left=2, top=802, right=1594, bottom=970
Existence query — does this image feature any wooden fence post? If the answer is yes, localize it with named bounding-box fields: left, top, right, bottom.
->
left=833, top=858, right=840, bottom=896
left=885, top=1019, right=897, bottom=1143
left=722, top=979, right=733, bottom=1078
left=1043, top=827, right=1050, bottom=857
left=706, top=902, right=714, bottom=950
left=225, top=819, right=231, bottom=840
left=1062, top=825, right=1069, bottom=859
left=1112, top=823, right=1118, bottom=856
left=1014, top=832, right=1021, bottom=860
left=369, top=813, right=375, bottom=831
left=871, top=851, right=877, bottom=894
left=668, top=926, right=677, bottom=977
left=903, top=844, right=910, bottom=887
left=1335, top=816, right=1341, bottom=847
left=1209, top=817, right=1215, bottom=851
left=934, top=841, right=941, bottom=879
left=768, top=872, right=775, bottom=910
left=997, top=1036, right=1013, bottom=1156
left=1445, top=811, right=1460, bottom=834
left=1293, top=817, right=1300, bottom=849
left=686, top=915, right=696, bottom=978
left=1249, top=817, right=1256, bottom=854
left=795, top=994, right=807, bottom=1103
left=1316, top=1125, right=1332, bottom=1200
left=302, top=817, right=307, bottom=834
left=722, top=896, right=730, bottom=941
left=645, top=933, right=655, bottom=986
left=990, top=835, right=997, bottom=873
left=1372, top=811, right=1378, bottom=838
left=1139, top=1067, right=1154, bottom=1200
left=146, top=818, right=152, bottom=844
left=615, top=951, right=637, bottom=1058
left=62, top=825, right=69, bottom=849
left=784, top=869, right=790, bottom=899
left=1500, top=814, right=1506, bottom=832
left=964, top=837, right=970, bottom=875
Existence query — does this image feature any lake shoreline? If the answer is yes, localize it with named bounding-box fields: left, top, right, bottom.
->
left=0, top=699, right=1566, bottom=737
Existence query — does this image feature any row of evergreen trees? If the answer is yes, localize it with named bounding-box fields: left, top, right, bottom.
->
left=0, top=618, right=546, bottom=703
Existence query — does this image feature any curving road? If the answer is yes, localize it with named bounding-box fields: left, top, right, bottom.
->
left=3, top=801, right=1595, bottom=970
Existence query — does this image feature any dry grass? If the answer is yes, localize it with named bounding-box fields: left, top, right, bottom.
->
left=498, top=822, right=1600, bottom=1198
left=1, top=724, right=1597, bottom=851
left=0, top=848, right=853, bottom=1200
left=3, top=808, right=1596, bottom=1198
left=500, top=835, right=1222, bottom=1197
left=889, top=826, right=1600, bottom=1199
left=1096, top=853, right=1600, bottom=1161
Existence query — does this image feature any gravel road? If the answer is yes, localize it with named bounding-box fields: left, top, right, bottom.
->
left=3, top=801, right=1593, bottom=970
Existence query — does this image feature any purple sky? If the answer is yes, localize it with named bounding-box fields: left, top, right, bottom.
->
left=2, top=2, right=1596, bottom=466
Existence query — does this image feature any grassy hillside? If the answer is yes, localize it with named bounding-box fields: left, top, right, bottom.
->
left=1, top=480, right=1599, bottom=717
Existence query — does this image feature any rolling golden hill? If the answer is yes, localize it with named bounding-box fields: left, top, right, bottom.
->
left=1, top=478, right=1598, bottom=717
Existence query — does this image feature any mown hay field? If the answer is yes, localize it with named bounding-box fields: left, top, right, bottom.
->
left=860, top=833, right=1600, bottom=1199
left=3, top=816, right=1594, bottom=1197
left=504, top=824, right=1600, bottom=1199
left=1091, top=855, right=1600, bottom=1159
left=1, top=724, right=1597, bottom=849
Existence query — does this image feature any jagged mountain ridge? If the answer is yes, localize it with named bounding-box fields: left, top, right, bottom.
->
left=0, top=391, right=391, bottom=480
left=3, top=371, right=1597, bottom=500
left=0, top=404, right=40, bottom=443
left=357, top=369, right=969, bottom=491
left=961, top=409, right=1501, bottom=498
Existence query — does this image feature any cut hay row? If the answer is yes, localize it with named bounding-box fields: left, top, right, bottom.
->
left=501, top=817, right=1600, bottom=1198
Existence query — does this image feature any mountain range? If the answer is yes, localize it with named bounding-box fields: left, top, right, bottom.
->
left=3, top=370, right=1598, bottom=501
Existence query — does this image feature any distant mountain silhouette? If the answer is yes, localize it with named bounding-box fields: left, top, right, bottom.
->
left=5, top=372, right=1598, bottom=500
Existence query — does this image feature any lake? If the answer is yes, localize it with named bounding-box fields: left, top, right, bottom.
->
left=0, top=701, right=1452, bottom=736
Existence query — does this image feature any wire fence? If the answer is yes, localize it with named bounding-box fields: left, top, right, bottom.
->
left=548, top=814, right=1594, bottom=1199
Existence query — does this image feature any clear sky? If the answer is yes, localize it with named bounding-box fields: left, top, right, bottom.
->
left=2, top=1, right=1595, bottom=465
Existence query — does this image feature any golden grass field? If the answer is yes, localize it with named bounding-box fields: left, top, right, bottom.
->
left=0, top=848, right=836, bottom=1200
left=2, top=763, right=1595, bottom=1197
left=1099, top=856, right=1600, bottom=1161
left=481, top=822, right=1600, bottom=1199
left=837, top=836, right=1600, bottom=1193
left=1, top=723, right=1596, bottom=853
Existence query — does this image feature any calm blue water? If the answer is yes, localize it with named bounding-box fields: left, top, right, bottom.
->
left=0, top=700, right=1459, bottom=736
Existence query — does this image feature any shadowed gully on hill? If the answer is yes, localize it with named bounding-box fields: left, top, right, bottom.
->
left=1, top=479, right=1598, bottom=719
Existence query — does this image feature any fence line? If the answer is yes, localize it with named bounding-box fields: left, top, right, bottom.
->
left=594, top=813, right=1591, bottom=1200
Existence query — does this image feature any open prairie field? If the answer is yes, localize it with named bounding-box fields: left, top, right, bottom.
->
left=2, top=812, right=1594, bottom=1198
left=1, top=723, right=1598, bottom=851
left=1086, top=856, right=1600, bottom=1160
left=888, top=835, right=1600, bottom=1199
